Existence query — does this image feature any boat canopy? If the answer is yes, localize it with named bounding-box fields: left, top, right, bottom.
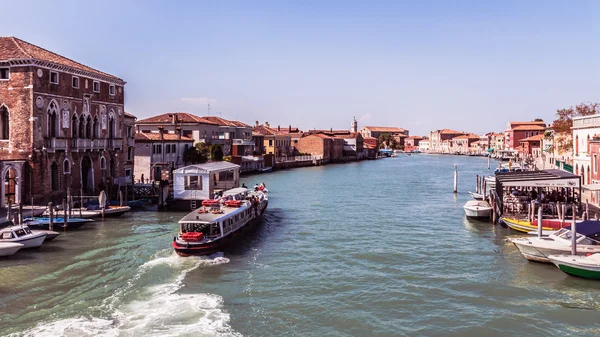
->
left=173, top=162, right=240, bottom=175
left=495, top=169, right=581, bottom=188
left=223, top=187, right=248, bottom=196
left=566, top=220, right=600, bottom=237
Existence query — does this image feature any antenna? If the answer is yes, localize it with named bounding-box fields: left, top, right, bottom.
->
left=208, top=103, right=211, bottom=116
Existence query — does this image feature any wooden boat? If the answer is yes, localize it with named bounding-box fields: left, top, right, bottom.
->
left=0, top=242, right=24, bottom=257
left=468, top=191, right=484, bottom=200
left=508, top=221, right=600, bottom=263
left=24, top=217, right=93, bottom=230
left=0, top=225, right=46, bottom=249
left=463, top=200, right=492, bottom=218
left=172, top=187, right=269, bottom=256
left=502, top=217, right=574, bottom=234
left=548, top=253, right=600, bottom=279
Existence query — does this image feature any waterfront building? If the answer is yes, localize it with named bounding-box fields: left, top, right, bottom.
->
left=429, top=129, right=465, bottom=153
left=201, top=116, right=253, bottom=156
left=363, top=136, right=377, bottom=149
left=0, top=37, right=130, bottom=206
left=450, top=134, right=479, bottom=154
left=404, top=136, right=425, bottom=152
left=252, top=124, right=293, bottom=158
left=518, top=134, right=543, bottom=158
left=418, top=138, right=430, bottom=152
left=334, top=132, right=364, bottom=159
left=133, top=131, right=194, bottom=183
left=488, top=132, right=505, bottom=152
left=503, top=121, right=546, bottom=151
left=572, top=114, right=600, bottom=185
left=359, top=126, right=409, bottom=141
left=296, top=133, right=344, bottom=163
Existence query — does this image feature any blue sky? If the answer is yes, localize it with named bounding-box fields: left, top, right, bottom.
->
left=3, top=0, right=599, bottom=136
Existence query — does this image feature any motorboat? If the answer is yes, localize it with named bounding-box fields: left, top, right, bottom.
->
left=0, top=225, right=47, bottom=248
left=45, top=206, right=131, bottom=219
left=463, top=200, right=492, bottom=218
left=172, top=187, right=269, bottom=256
left=31, top=230, right=60, bottom=241
left=258, top=167, right=273, bottom=173
left=548, top=253, right=600, bottom=279
left=0, top=242, right=24, bottom=257
left=468, top=191, right=484, bottom=200
left=502, top=217, right=576, bottom=234
left=24, top=217, right=93, bottom=230
left=508, top=220, right=600, bottom=263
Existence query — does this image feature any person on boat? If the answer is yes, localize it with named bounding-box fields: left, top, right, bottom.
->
left=259, top=183, right=264, bottom=191
left=254, top=184, right=259, bottom=191
left=242, top=183, right=246, bottom=188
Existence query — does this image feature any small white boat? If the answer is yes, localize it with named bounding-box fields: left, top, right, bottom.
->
left=258, top=167, right=273, bottom=173
left=0, top=242, right=24, bottom=257
left=548, top=253, right=600, bottom=279
left=468, top=191, right=484, bottom=200
left=463, top=200, right=492, bottom=218
left=0, top=225, right=46, bottom=248
left=31, top=230, right=60, bottom=241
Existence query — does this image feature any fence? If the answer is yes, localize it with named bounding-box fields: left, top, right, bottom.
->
left=275, top=155, right=314, bottom=163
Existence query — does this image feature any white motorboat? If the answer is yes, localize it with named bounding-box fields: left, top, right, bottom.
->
left=0, top=225, right=47, bottom=249
left=548, top=253, right=600, bottom=279
left=468, top=191, right=484, bottom=200
left=463, top=200, right=492, bottom=218
left=508, top=220, right=600, bottom=263
left=31, top=230, right=60, bottom=241
left=0, top=242, right=24, bottom=257
left=44, top=206, right=131, bottom=219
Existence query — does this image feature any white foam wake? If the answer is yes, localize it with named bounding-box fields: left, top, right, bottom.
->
left=16, top=252, right=239, bottom=337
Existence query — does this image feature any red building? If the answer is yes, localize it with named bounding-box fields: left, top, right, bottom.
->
left=0, top=37, right=130, bottom=206
left=518, top=134, right=543, bottom=157
left=504, top=121, right=546, bottom=150
left=404, top=136, right=425, bottom=152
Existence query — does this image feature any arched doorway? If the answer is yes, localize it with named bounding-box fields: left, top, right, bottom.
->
left=81, top=156, right=94, bottom=194
left=4, top=168, right=17, bottom=206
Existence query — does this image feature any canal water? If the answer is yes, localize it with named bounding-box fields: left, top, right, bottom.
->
left=1, top=155, right=599, bottom=337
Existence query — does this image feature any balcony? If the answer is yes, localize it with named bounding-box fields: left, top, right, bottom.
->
left=91, top=139, right=107, bottom=150
left=45, top=138, right=68, bottom=152
left=232, top=139, right=254, bottom=146
left=107, top=138, right=123, bottom=150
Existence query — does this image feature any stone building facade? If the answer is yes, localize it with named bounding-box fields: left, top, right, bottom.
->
left=0, top=37, right=130, bottom=205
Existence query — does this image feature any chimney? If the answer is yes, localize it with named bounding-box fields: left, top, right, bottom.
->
left=158, top=126, right=164, bottom=141
left=255, top=121, right=259, bottom=127
left=172, top=113, right=177, bottom=124
left=289, top=125, right=291, bottom=132
left=278, top=125, right=280, bottom=131
left=330, top=127, right=333, bottom=132
left=265, top=121, right=270, bottom=128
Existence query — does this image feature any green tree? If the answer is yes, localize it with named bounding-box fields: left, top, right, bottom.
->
left=551, top=102, right=600, bottom=152
left=210, top=144, right=224, bottom=161
left=183, top=146, right=207, bottom=164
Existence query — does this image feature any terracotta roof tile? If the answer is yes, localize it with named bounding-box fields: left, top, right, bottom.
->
left=439, top=129, right=464, bottom=135
left=201, top=116, right=251, bottom=128
left=511, top=125, right=546, bottom=131
left=519, top=134, right=544, bottom=142
left=124, top=112, right=136, bottom=119
left=135, top=133, right=194, bottom=142
left=0, top=37, right=122, bottom=81
left=136, top=112, right=218, bottom=125
left=364, top=126, right=405, bottom=133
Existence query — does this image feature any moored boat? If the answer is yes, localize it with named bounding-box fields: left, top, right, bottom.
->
left=172, top=187, right=269, bottom=256
left=468, top=191, right=484, bottom=200
left=31, top=230, right=60, bottom=241
left=508, top=221, right=600, bottom=263
left=0, top=225, right=47, bottom=248
left=0, top=242, right=24, bottom=257
left=24, top=217, right=93, bottom=230
left=463, top=200, right=492, bottom=218
left=548, top=253, right=600, bottom=279
left=502, top=217, right=575, bottom=234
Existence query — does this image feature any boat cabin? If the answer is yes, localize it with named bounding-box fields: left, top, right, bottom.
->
left=1, top=225, right=33, bottom=239
left=172, top=162, right=240, bottom=201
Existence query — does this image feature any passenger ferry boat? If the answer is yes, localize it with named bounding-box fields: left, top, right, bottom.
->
left=172, top=187, right=269, bottom=256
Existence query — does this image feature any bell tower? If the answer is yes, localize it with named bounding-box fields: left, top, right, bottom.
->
left=351, top=116, right=357, bottom=133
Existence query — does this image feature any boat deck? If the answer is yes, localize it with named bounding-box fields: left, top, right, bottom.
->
left=179, top=202, right=250, bottom=223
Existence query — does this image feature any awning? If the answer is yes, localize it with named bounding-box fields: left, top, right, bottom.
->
left=583, top=184, right=600, bottom=191
left=495, top=169, right=581, bottom=188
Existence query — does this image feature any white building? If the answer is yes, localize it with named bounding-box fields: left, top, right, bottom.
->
left=418, top=139, right=430, bottom=152
left=572, top=114, right=600, bottom=185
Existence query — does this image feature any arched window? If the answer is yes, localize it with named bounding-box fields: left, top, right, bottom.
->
left=0, top=105, right=9, bottom=140
left=51, top=162, right=59, bottom=191
left=71, top=114, right=78, bottom=138
left=108, top=110, right=115, bottom=139
left=93, top=116, right=99, bottom=139
left=109, top=158, right=115, bottom=177
left=79, top=115, right=85, bottom=138
left=86, top=116, right=92, bottom=139
left=48, top=100, right=59, bottom=138
left=63, top=159, right=71, bottom=174
left=100, top=156, right=106, bottom=170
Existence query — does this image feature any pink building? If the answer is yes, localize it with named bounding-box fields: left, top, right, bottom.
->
left=504, top=121, right=546, bottom=150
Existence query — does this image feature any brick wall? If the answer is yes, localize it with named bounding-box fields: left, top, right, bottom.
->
left=296, top=135, right=328, bottom=161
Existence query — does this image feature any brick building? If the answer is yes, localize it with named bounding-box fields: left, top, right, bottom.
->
left=503, top=121, right=546, bottom=150
left=429, top=129, right=465, bottom=153
left=295, top=133, right=344, bottom=163
left=518, top=134, right=543, bottom=157
left=0, top=37, right=131, bottom=206
left=404, top=136, right=425, bottom=152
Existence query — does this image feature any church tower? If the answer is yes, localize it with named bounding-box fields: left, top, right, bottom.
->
left=351, top=116, right=358, bottom=133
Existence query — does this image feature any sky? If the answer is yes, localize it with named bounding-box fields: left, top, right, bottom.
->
left=2, top=0, right=599, bottom=136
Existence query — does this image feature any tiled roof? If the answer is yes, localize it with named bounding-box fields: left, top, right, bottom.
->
left=453, top=134, right=479, bottom=140
left=440, top=129, right=464, bottom=135
left=406, top=136, right=425, bottom=140
left=336, top=132, right=362, bottom=139
left=519, top=134, right=544, bottom=142
left=136, top=112, right=218, bottom=125
left=364, top=126, right=405, bottom=133
left=253, top=126, right=276, bottom=136
left=511, top=125, right=546, bottom=131
left=509, top=121, right=545, bottom=126
left=124, top=112, right=136, bottom=119
left=363, top=136, right=377, bottom=140
left=0, top=37, right=122, bottom=81
left=201, top=116, right=251, bottom=128
left=135, top=132, right=194, bottom=141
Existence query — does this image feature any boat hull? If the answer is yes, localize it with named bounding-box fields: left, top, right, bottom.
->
left=25, top=218, right=91, bottom=230
left=173, top=201, right=268, bottom=256
left=510, top=238, right=600, bottom=263
left=464, top=207, right=491, bottom=218
left=549, top=255, right=600, bottom=279
left=0, top=242, right=23, bottom=256
left=502, top=218, right=571, bottom=234
left=1, top=233, right=47, bottom=249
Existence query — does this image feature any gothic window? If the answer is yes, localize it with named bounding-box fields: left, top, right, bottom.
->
left=93, top=116, right=99, bottom=139
left=71, top=115, right=78, bottom=138
left=128, top=147, right=133, bottom=161
left=51, top=162, right=59, bottom=191
left=63, top=159, right=71, bottom=174
left=86, top=116, right=92, bottom=139
left=47, top=101, right=59, bottom=138
left=0, top=106, right=9, bottom=140
left=100, top=156, right=106, bottom=170
left=79, top=115, right=85, bottom=138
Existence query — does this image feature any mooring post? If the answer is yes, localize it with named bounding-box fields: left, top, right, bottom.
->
left=63, top=198, right=68, bottom=231
left=48, top=202, right=54, bottom=231
left=7, top=199, right=11, bottom=221
left=488, top=155, right=491, bottom=170
left=79, top=189, right=83, bottom=218
left=454, top=164, right=458, bottom=194
left=18, top=203, right=23, bottom=225
left=491, top=193, right=496, bottom=224
left=571, top=209, right=577, bottom=256
left=537, top=204, right=543, bottom=238
left=119, top=190, right=123, bottom=207
left=476, top=175, right=479, bottom=194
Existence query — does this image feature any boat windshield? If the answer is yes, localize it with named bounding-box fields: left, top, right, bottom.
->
left=13, top=228, right=28, bottom=237
left=556, top=230, right=584, bottom=242
left=182, top=222, right=221, bottom=238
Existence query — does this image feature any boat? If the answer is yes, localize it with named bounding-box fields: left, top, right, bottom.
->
left=172, top=187, right=269, bottom=256
left=548, top=253, right=600, bottom=279
left=502, top=217, right=575, bottom=234
left=24, top=217, right=94, bottom=230
left=47, top=206, right=131, bottom=219
left=108, top=199, right=150, bottom=209
left=508, top=221, right=600, bottom=263
left=468, top=191, right=484, bottom=200
left=463, top=200, right=492, bottom=218
left=31, top=230, right=60, bottom=241
left=0, top=242, right=24, bottom=257
left=406, top=153, right=412, bottom=156
left=258, top=167, right=273, bottom=173
left=0, top=225, right=47, bottom=248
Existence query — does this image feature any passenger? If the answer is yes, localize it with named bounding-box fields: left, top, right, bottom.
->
left=254, top=184, right=259, bottom=191
left=242, top=183, right=246, bottom=188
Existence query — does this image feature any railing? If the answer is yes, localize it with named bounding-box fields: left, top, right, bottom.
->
left=91, top=139, right=107, bottom=150
left=45, top=138, right=68, bottom=151
left=275, top=155, right=314, bottom=163
left=556, top=160, right=573, bottom=173
left=232, top=139, right=254, bottom=146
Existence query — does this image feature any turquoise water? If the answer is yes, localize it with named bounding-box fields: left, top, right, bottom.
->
left=1, top=155, right=599, bottom=336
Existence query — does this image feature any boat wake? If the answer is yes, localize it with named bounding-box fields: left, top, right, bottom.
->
left=14, top=251, right=240, bottom=337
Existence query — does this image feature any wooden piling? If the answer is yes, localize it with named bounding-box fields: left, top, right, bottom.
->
left=491, top=193, right=496, bottom=224
left=119, top=190, right=123, bottom=207
left=18, top=203, right=23, bottom=225
left=476, top=175, right=479, bottom=194
left=48, top=202, right=53, bottom=231
left=488, top=155, right=491, bottom=170
left=583, top=211, right=588, bottom=221
left=7, top=199, right=11, bottom=221
left=79, top=189, right=83, bottom=218
left=537, top=205, right=543, bottom=238
left=63, top=199, right=68, bottom=231
left=571, top=209, right=577, bottom=255
left=453, top=165, right=458, bottom=193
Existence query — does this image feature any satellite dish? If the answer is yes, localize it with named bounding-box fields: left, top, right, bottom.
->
left=99, top=190, right=107, bottom=208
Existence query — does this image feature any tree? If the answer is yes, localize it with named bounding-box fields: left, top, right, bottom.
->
left=551, top=102, right=600, bottom=152
left=183, top=146, right=207, bottom=165
left=210, top=144, right=224, bottom=161
left=534, top=118, right=544, bottom=122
